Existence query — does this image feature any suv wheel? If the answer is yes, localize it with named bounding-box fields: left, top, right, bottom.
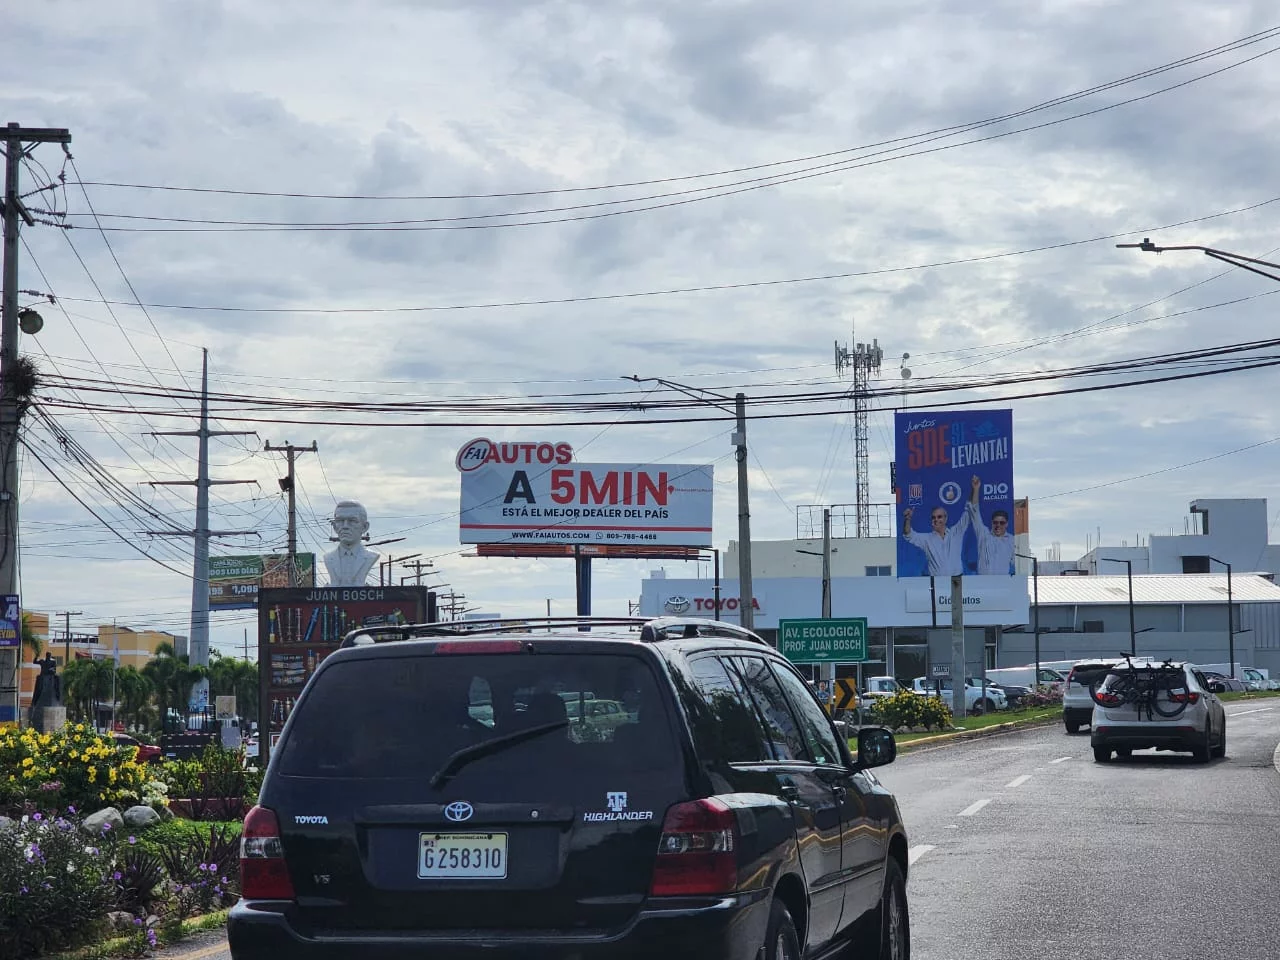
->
left=1093, top=746, right=1111, bottom=763
left=1064, top=720, right=1080, bottom=735
left=969, top=701, right=985, bottom=716
left=1211, top=727, right=1226, bottom=759
left=1192, top=724, right=1212, bottom=764
left=849, top=860, right=911, bottom=957
left=765, top=898, right=801, bottom=960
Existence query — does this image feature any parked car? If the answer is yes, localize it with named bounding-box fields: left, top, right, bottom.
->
left=112, top=732, right=162, bottom=764
left=862, top=675, right=911, bottom=702
left=1090, top=660, right=1226, bottom=763
left=986, top=665, right=1067, bottom=692
left=1242, top=668, right=1280, bottom=691
left=987, top=681, right=1031, bottom=708
left=230, top=616, right=911, bottom=960
left=912, top=676, right=1007, bottom=714
left=1200, top=671, right=1248, bottom=694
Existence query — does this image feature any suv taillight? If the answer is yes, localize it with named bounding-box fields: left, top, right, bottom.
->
left=1169, top=691, right=1200, bottom=704
left=650, top=798, right=738, bottom=896
left=1066, top=669, right=1077, bottom=685
left=1094, top=691, right=1122, bottom=706
left=240, top=805, right=295, bottom=900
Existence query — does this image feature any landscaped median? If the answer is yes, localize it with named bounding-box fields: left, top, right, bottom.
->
left=849, top=704, right=1065, bottom=755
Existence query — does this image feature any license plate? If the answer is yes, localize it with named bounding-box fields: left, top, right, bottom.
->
left=418, top=832, right=508, bottom=879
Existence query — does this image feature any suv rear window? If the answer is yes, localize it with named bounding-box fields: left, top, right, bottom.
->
left=275, top=652, right=677, bottom=780
left=1069, top=665, right=1114, bottom=687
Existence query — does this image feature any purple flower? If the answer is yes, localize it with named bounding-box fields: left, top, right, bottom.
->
left=113, top=871, right=123, bottom=880
left=101, top=822, right=112, bottom=832
left=31, top=812, right=41, bottom=821
left=133, top=917, right=143, bottom=926
left=127, top=835, right=137, bottom=845
left=19, top=886, right=27, bottom=894
left=147, top=930, right=158, bottom=946
left=66, top=805, right=76, bottom=814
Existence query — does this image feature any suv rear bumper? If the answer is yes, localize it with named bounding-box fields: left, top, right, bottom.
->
left=1091, top=723, right=1203, bottom=751
left=228, top=891, right=771, bottom=960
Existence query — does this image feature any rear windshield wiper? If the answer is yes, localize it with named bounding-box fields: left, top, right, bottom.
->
left=428, top=720, right=568, bottom=789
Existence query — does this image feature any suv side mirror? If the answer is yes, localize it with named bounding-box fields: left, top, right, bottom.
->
left=857, top=727, right=897, bottom=769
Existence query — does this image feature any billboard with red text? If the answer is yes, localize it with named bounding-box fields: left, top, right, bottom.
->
left=456, top=438, right=713, bottom=547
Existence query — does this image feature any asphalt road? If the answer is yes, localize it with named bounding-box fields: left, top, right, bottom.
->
left=878, top=703, right=1280, bottom=960
left=157, top=704, right=1280, bottom=960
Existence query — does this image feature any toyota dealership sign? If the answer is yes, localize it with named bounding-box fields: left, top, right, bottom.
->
left=457, top=438, right=713, bottom=547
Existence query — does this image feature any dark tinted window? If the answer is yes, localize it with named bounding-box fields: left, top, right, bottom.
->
left=686, top=656, right=767, bottom=763
left=276, top=652, right=676, bottom=779
left=728, top=656, right=810, bottom=762
left=767, top=662, right=843, bottom=766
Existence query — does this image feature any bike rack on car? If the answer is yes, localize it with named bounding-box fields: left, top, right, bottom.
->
left=338, top=616, right=768, bottom=648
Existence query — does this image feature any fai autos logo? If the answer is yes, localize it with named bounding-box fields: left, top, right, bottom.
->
left=456, top=438, right=495, bottom=473
left=664, top=595, right=691, bottom=614
left=938, top=481, right=962, bottom=506
left=444, top=801, right=474, bottom=823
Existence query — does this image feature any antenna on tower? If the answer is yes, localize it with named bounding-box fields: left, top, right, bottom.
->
left=834, top=327, right=883, bottom=538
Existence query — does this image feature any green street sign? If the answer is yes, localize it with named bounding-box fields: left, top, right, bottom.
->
left=778, top=618, right=868, bottom=663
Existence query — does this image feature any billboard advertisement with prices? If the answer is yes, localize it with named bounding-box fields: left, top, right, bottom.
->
left=457, top=440, right=713, bottom=547
left=210, top=553, right=316, bottom=610
left=895, top=409, right=1014, bottom=578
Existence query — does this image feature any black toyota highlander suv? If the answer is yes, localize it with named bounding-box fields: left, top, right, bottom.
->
left=229, top=616, right=910, bottom=960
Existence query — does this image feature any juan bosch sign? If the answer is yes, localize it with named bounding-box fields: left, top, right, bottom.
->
left=778, top=618, right=868, bottom=663
left=457, top=438, right=713, bottom=548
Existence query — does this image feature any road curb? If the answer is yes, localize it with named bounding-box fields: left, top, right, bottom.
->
left=1273, top=739, right=1280, bottom=778
left=895, top=713, right=1062, bottom=753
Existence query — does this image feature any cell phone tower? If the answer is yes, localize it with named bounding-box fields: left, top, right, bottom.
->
left=834, top=332, right=883, bottom=538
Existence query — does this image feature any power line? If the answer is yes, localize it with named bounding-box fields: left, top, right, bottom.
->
left=65, top=25, right=1280, bottom=204
left=44, top=194, right=1280, bottom=314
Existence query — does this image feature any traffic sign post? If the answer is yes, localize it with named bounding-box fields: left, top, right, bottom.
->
left=778, top=618, right=868, bottom=663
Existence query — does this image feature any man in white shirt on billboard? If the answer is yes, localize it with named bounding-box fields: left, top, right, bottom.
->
left=967, top=474, right=1016, bottom=575
left=902, top=497, right=971, bottom=577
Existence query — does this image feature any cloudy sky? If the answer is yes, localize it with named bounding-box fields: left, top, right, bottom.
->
left=4, top=1, right=1280, bottom=656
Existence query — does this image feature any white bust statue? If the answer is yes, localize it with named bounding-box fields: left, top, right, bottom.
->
left=323, top=500, right=380, bottom=587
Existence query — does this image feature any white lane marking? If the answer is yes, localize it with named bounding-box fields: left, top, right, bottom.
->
left=958, top=798, right=993, bottom=817
left=1050, top=756, right=1072, bottom=764
left=1006, top=774, right=1031, bottom=788
left=907, top=844, right=935, bottom=866
left=944, top=824, right=959, bottom=830
left=1228, top=707, right=1272, bottom=718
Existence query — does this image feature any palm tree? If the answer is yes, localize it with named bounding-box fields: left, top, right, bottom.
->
left=142, top=641, right=207, bottom=733
left=20, top=613, right=41, bottom=659
left=115, top=666, right=153, bottom=731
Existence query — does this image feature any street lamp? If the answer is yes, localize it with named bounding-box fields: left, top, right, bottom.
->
left=1015, top=552, right=1040, bottom=684
left=1116, top=238, right=1280, bottom=284
left=629, top=375, right=754, bottom=630
left=1206, top=556, right=1235, bottom=679
left=1100, top=557, right=1137, bottom=655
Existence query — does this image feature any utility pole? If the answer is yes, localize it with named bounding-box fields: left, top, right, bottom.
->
left=2, top=124, right=71, bottom=726
left=146, top=350, right=256, bottom=713
left=401, top=558, right=435, bottom=586
left=380, top=552, right=421, bottom=587
left=264, top=441, right=317, bottom=587
left=629, top=375, right=754, bottom=630
left=733, top=392, right=755, bottom=630
left=834, top=332, right=884, bottom=537
left=56, top=610, right=82, bottom=666
left=950, top=575, right=966, bottom=723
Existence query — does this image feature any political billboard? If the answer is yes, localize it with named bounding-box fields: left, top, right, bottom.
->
left=456, top=438, right=713, bottom=547
left=895, top=409, right=1014, bottom=578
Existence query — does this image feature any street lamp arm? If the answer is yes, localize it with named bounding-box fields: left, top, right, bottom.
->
left=626, top=375, right=736, bottom=411
left=1116, top=238, right=1280, bottom=283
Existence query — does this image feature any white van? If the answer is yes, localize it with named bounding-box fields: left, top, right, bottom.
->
left=986, top=665, right=1068, bottom=691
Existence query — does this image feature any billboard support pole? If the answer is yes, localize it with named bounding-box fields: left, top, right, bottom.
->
left=734, top=393, right=755, bottom=632
left=264, top=441, right=318, bottom=588
left=950, top=575, right=966, bottom=723
left=574, top=545, right=591, bottom=632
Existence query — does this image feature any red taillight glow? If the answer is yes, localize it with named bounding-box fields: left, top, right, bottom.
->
left=1094, top=691, right=1122, bottom=706
left=1168, top=691, right=1200, bottom=704
left=433, top=639, right=525, bottom=654
left=650, top=798, right=738, bottom=897
left=240, top=805, right=295, bottom=900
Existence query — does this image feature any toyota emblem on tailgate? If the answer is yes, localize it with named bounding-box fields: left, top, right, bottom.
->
left=444, top=801, right=474, bottom=822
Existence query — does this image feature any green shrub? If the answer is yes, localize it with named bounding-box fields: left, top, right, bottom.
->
left=918, top=695, right=953, bottom=731
left=0, top=724, right=150, bottom=815
left=0, top=813, right=120, bottom=957
left=867, top=690, right=924, bottom=730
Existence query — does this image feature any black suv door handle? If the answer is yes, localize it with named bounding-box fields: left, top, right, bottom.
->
left=832, top=785, right=847, bottom=800
left=779, top=784, right=799, bottom=801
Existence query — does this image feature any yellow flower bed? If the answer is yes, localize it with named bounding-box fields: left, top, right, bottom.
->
left=0, top=723, right=149, bottom=812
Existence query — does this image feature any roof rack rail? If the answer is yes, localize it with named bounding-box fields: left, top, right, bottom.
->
left=339, top=616, right=651, bottom=648
left=638, top=617, right=768, bottom=645
left=338, top=615, right=768, bottom=648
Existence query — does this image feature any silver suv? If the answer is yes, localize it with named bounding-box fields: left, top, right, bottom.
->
left=1089, top=659, right=1226, bottom=763
left=1062, top=657, right=1149, bottom=734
